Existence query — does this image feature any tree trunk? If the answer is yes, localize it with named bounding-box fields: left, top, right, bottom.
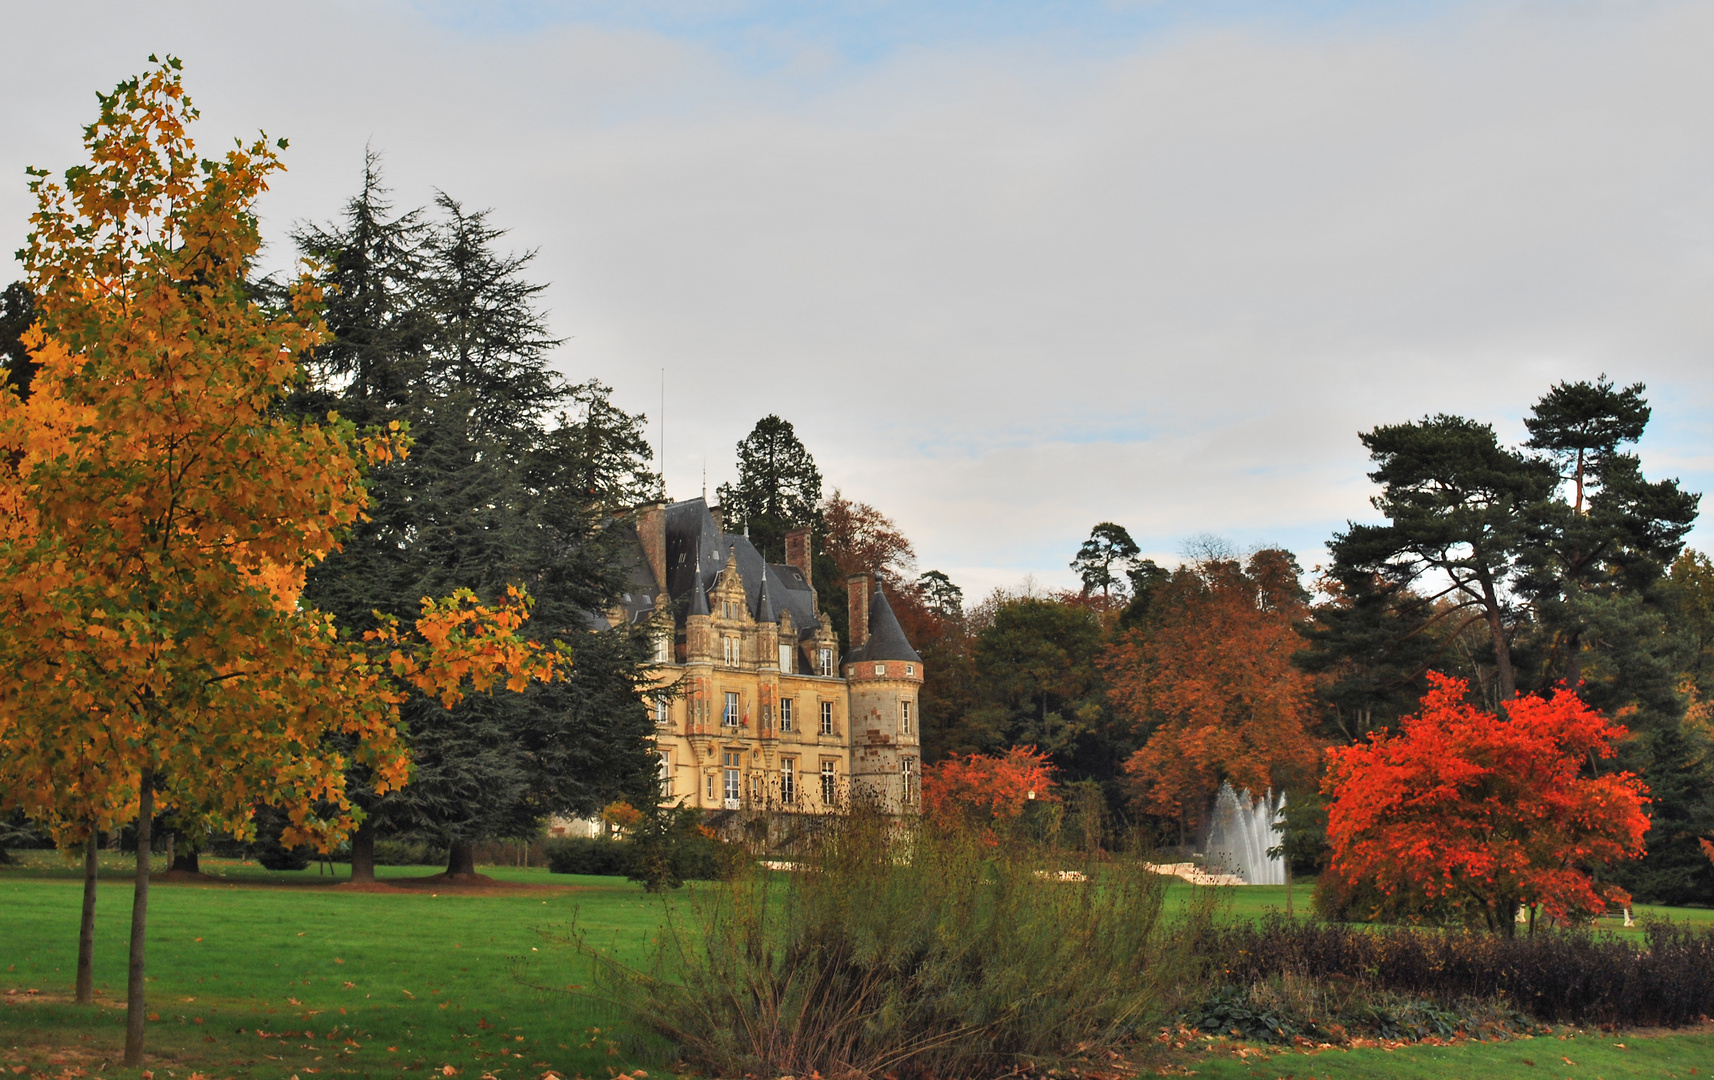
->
left=446, top=841, right=476, bottom=878
left=1564, top=631, right=1583, bottom=689
left=75, top=829, right=98, bottom=1004
left=349, top=818, right=376, bottom=885
left=169, top=843, right=199, bottom=874
left=1479, top=578, right=1517, bottom=702
left=123, top=775, right=153, bottom=1067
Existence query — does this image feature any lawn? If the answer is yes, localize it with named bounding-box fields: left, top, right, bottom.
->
left=1, top=855, right=665, bottom=1080
left=3, top=855, right=1712, bottom=1080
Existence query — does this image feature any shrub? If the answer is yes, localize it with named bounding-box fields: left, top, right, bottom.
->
left=544, top=831, right=729, bottom=883
left=249, top=806, right=310, bottom=871
left=1202, top=915, right=1714, bottom=1028
left=545, top=837, right=633, bottom=876
left=579, top=803, right=1214, bottom=1079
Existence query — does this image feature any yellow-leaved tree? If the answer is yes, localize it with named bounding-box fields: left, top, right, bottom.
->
left=0, top=57, right=563, bottom=1065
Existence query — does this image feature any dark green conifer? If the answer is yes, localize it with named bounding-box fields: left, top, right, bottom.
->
left=297, top=160, right=659, bottom=880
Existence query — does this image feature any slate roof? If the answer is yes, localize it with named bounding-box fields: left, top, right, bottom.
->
left=659, top=498, right=819, bottom=637
left=846, top=581, right=923, bottom=664
left=610, top=498, right=921, bottom=667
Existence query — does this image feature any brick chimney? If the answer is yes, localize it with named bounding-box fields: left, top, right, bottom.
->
left=847, top=573, right=872, bottom=651
left=635, top=502, right=667, bottom=592
left=784, top=527, right=812, bottom=587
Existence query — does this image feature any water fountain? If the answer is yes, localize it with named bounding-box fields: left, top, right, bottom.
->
left=1202, top=782, right=1287, bottom=885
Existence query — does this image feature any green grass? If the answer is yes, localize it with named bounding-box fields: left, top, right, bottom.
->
left=1, top=855, right=667, bottom=1080
left=1186, top=879, right=1714, bottom=938
left=3, top=856, right=1712, bottom=1080
left=1152, top=1028, right=1714, bottom=1078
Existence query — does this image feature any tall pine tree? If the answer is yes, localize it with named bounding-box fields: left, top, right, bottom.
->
left=298, top=162, right=659, bottom=880
left=716, top=414, right=822, bottom=563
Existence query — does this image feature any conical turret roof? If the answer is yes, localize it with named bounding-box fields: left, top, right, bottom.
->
left=846, top=580, right=922, bottom=664
left=689, top=540, right=710, bottom=616
left=755, top=571, right=778, bottom=623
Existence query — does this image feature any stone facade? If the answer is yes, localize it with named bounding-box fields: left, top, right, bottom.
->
left=612, top=498, right=922, bottom=817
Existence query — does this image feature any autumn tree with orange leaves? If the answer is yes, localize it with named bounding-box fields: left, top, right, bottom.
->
left=0, top=58, right=561, bottom=1065
left=921, top=745, right=1059, bottom=836
left=1323, top=672, right=1649, bottom=935
left=1104, top=549, right=1320, bottom=844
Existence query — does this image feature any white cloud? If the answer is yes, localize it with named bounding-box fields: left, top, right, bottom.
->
left=4, top=1, right=1712, bottom=597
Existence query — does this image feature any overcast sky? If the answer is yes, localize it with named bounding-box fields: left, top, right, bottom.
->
left=5, top=1, right=1712, bottom=598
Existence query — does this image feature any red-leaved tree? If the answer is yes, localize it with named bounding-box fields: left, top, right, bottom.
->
left=921, top=746, right=1058, bottom=834
left=1324, top=672, right=1649, bottom=934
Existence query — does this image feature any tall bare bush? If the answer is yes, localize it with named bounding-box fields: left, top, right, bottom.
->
left=580, top=803, right=1212, bottom=1079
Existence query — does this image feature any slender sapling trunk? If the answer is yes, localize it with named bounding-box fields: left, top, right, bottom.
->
left=76, top=828, right=98, bottom=1004
left=123, top=775, right=153, bottom=1067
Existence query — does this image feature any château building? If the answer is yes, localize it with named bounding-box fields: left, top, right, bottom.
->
left=611, top=498, right=922, bottom=817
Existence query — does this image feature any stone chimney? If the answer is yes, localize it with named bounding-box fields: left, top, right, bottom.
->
left=784, top=527, right=812, bottom=587
left=635, top=501, right=667, bottom=592
left=708, top=503, right=724, bottom=534
left=847, top=572, right=872, bottom=651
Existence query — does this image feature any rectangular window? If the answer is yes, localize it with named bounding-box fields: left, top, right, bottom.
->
left=723, top=637, right=733, bottom=664
left=820, top=701, right=833, bottom=735
left=724, top=692, right=739, bottom=727
left=779, top=643, right=794, bottom=672
left=781, top=758, right=796, bottom=804
left=821, top=761, right=836, bottom=805
left=656, top=696, right=670, bottom=726
left=902, top=700, right=911, bottom=735
left=656, top=636, right=670, bottom=663
left=906, top=663, right=915, bottom=676
left=902, top=756, right=916, bottom=805
left=724, top=751, right=741, bottom=807
left=818, top=648, right=833, bottom=676
left=874, top=663, right=885, bottom=676
left=780, top=699, right=793, bottom=732
left=658, top=751, right=673, bottom=796
left=706, top=773, right=714, bottom=800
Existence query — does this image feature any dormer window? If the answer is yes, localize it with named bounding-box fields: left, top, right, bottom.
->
left=818, top=648, right=833, bottom=677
